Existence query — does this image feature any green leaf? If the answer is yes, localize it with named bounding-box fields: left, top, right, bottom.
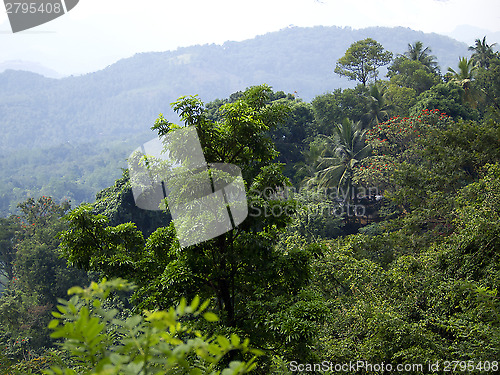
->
left=198, top=299, right=211, bottom=313
left=217, top=335, right=231, bottom=349
left=124, top=315, right=143, bottom=329
left=203, top=312, right=219, bottom=322
left=67, top=286, right=84, bottom=295
left=189, top=295, right=200, bottom=312
left=177, top=297, right=187, bottom=315
left=230, top=334, right=240, bottom=347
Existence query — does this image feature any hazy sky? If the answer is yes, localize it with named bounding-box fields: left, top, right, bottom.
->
left=1, top=0, right=500, bottom=75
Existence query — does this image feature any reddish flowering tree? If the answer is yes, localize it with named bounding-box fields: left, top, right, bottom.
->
left=13, top=197, right=70, bottom=244
left=354, top=109, right=455, bottom=192
left=15, top=196, right=69, bottom=227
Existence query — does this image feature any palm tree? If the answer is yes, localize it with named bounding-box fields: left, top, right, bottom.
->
left=447, top=57, right=480, bottom=107
left=447, top=57, right=476, bottom=80
left=314, top=119, right=371, bottom=203
left=296, top=138, right=328, bottom=186
left=405, top=41, right=439, bottom=74
left=469, top=36, right=497, bottom=69
left=362, top=82, right=393, bottom=127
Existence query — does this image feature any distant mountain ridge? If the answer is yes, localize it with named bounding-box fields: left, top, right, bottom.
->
left=0, top=26, right=471, bottom=154
left=444, top=25, right=500, bottom=46
left=0, top=25, right=478, bottom=216
left=0, top=60, right=63, bottom=78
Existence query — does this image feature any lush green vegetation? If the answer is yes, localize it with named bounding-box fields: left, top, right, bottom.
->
left=0, top=26, right=471, bottom=218
left=1, top=35, right=499, bottom=374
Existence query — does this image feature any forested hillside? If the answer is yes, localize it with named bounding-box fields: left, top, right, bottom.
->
left=0, top=26, right=473, bottom=217
left=1, top=29, right=500, bottom=374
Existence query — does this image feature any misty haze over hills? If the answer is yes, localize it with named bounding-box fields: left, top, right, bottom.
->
left=0, top=26, right=473, bottom=149
left=444, top=24, right=500, bottom=46
left=0, top=25, right=484, bottom=214
left=0, top=60, right=63, bottom=79
left=1, top=21, right=498, bottom=78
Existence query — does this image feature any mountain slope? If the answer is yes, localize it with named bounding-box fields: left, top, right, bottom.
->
left=0, top=26, right=470, bottom=153
left=0, top=25, right=472, bottom=215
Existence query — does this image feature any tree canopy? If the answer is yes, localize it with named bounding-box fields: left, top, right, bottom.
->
left=404, top=41, right=440, bottom=74
left=2, top=34, right=500, bottom=374
left=334, top=38, right=392, bottom=86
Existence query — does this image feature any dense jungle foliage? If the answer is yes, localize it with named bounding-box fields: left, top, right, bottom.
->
left=0, top=26, right=471, bottom=218
left=1, top=36, right=499, bottom=374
